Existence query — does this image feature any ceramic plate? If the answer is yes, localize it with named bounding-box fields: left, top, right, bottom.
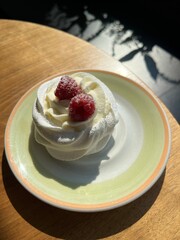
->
left=5, top=70, right=171, bottom=212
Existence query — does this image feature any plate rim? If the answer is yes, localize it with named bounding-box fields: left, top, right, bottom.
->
left=4, top=69, right=171, bottom=212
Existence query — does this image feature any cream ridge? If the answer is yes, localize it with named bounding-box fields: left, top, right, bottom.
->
left=32, top=72, right=119, bottom=160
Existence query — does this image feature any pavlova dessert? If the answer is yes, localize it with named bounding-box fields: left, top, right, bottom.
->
left=32, top=72, right=119, bottom=161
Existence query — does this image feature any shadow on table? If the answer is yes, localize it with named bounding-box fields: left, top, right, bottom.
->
left=2, top=151, right=165, bottom=239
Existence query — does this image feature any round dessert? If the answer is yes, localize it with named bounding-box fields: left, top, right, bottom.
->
left=32, top=72, right=119, bottom=161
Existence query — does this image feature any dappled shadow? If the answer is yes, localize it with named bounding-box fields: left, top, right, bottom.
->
left=46, top=2, right=180, bottom=85
left=144, top=54, right=159, bottom=80
left=47, top=1, right=110, bottom=41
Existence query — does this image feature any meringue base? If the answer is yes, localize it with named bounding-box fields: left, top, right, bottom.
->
left=34, top=126, right=112, bottom=161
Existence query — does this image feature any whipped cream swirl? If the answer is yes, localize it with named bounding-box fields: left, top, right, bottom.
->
left=33, top=72, right=119, bottom=161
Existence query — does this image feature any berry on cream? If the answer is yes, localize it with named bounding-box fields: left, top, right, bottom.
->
left=32, top=72, right=119, bottom=161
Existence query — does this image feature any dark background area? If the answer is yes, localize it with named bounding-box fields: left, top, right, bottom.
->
left=0, top=0, right=180, bottom=59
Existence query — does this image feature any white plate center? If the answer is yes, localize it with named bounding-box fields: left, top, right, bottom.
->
left=34, top=94, right=144, bottom=186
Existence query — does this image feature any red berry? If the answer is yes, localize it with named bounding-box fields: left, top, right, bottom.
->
left=54, top=75, right=82, bottom=100
left=69, top=93, right=95, bottom=122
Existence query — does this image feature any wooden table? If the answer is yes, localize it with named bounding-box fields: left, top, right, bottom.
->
left=0, top=20, right=179, bottom=240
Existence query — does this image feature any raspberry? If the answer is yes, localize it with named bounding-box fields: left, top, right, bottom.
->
left=69, top=93, right=95, bottom=122
left=54, top=75, right=82, bottom=100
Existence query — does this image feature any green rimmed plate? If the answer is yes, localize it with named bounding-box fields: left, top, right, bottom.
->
left=5, top=70, right=171, bottom=212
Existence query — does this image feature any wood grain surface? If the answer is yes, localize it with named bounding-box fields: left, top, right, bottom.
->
left=0, top=19, right=179, bottom=240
